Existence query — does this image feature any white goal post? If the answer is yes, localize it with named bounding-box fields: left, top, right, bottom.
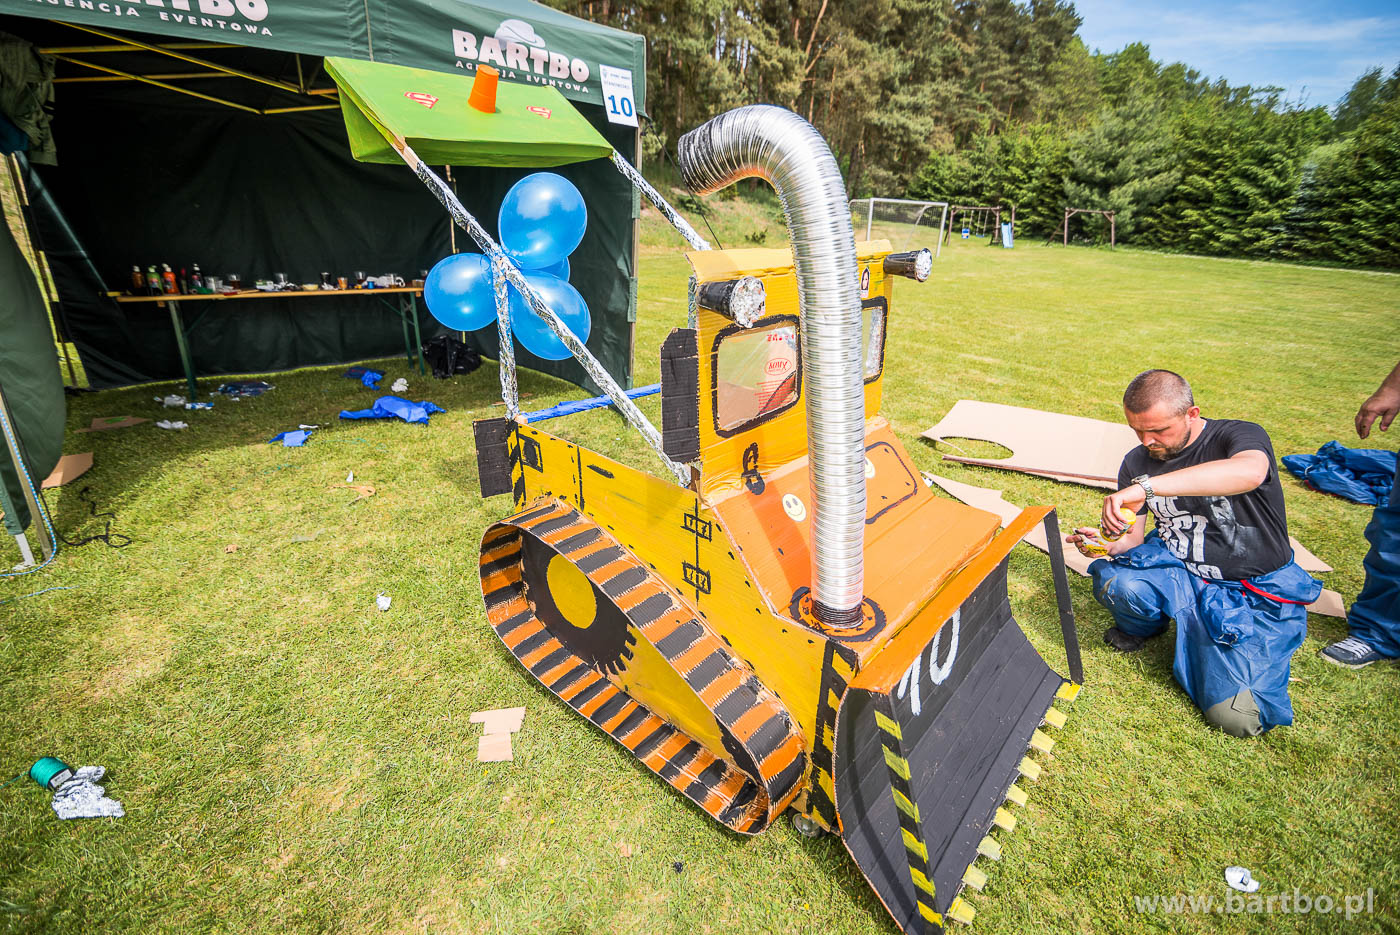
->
left=850, top=197, right=950, bottom=258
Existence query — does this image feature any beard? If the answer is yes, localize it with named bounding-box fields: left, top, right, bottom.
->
left=1146, top=439, right=1190, bottom=461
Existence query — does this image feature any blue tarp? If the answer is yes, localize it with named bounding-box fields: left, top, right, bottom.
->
left=1089, top=534, right=1322, bottom=733
left=269, top=429, right=312, bottom=447
left=523, top=383, right=660, bottom=423
left=339, top=395, right=444, bottom=425
left=343, top=367, right=384, bottom=389
left=1282, top=441, right=1397, bottom=505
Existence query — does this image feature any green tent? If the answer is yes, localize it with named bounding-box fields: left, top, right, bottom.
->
left=0, top=1, right=646, bottom=397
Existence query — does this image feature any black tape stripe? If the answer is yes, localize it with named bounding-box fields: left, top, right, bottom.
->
left=602, top=566, right=649, bottom=598
left=718, top=780, right=761, bottom=826
left=480, top=551, right=523, bottom=578
left=548, top=662, right=593, bottom=694
left=683, top=758, right=730, bottom=801
left=555, top=527, right=603, bottom=556
left=654, top=619, right=704, bottom=660
left=614, top=705, right=650, bottom=739
left=767, top=753, right=807, bottom=803
left=590, top=691, right=630, bottom=726
left=684, top=649, right=729, bottom=691
left=745, top=713, right=791, bottom=764
left=529, top=647, right=572, bottom=677
left=494, top=610, right=535, bottom=638
left=568, top=677, right=610, bottom=710
left=576, top=545, right=626, bottom=574
left=512, top=503, right=561, bottom=526
left=631, top=723, right=674, bottom=759
left=529, top=512, right=580, bottom=538
left=512, top=628, right=554, bottom=659
left=712, top=680, right=761, bottom=728
left=658, top=741, right=702, bottom=782
left=627, top=591, right=675, bottom=626
left=483, top=582, right=524, bottom=609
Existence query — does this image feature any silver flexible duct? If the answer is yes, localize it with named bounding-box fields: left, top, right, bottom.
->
left=678, top=106, right=866, bottom=625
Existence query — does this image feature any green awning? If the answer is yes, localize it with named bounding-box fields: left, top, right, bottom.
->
left=324, top=57, right=613, bottom=168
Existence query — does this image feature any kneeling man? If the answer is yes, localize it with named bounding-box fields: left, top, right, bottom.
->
left=1067, top=370, right=1321, bottom=737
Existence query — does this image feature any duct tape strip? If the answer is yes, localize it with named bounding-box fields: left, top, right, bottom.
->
left=491, top=257, right=520, bottom=420
left=609, top=150, right=711, bottom=252
left=397, top=142, right=687, bottom=484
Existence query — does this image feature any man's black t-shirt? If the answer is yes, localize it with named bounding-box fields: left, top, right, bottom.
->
left=1118, top=419, right=1291, bottom=580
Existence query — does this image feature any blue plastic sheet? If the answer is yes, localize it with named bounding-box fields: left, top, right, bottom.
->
left=217, top=380, right=273, bottom=398
left=269, top=429, right=312, bottom=447
left=339, top=395, right=444, bottom=425
left=343, top=367, right=384, bottom=389
left=1089, top=534, right=1322, bottom=733
left=1282, top=441, right=1397, bottom=505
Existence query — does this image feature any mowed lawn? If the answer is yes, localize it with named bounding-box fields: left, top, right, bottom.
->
left=2, top=237, right=1399, bottom=934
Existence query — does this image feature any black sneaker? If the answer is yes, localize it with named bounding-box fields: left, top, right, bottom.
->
left=1103, top=626, right=1149, bottom=653
left=1320, top=636, right=1385, bottom=669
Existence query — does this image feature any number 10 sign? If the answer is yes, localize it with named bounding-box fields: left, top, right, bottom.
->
left=599, top=64, right=638, bottom=127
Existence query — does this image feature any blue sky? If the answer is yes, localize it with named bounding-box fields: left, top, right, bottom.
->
left=1072, top=0, right=1400, bottom=109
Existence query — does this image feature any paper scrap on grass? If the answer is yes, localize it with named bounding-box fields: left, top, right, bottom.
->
left=923, top=471, right=1345, bottom=618
left=478, top=733, right=513, bottom=762
left=331, top=483, right=376, bottom=502
left=1225, top=866, right=1260, bottom=893
left=156, top=394, right=187, bottom=408
left=75, top=416, right=147, bottom=433
left=376, top=593, right=391, bottom=611
left=471, top=707, right=526, bottom=735
left=391, top=377, right=408, bottom=393
left=339, top=395, right=445, bottom=426
left=155, top=420, right=188, bottom=430
left=41, top=453, right=93, bottom=489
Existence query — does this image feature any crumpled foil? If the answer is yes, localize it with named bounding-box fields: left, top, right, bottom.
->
left=51, top=766, right=124, bottom=820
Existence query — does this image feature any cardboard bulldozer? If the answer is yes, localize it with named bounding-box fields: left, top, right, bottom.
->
left=328, top=61, right=1085, bottom=931
left=468, top=110, right=1084, bottom=933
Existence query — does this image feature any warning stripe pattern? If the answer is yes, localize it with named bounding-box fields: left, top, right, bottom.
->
left=479, top=497, right=809, bottom=834
left=873, top=703, right=944, bottom=934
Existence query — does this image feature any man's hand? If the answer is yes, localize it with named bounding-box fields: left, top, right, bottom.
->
left=1356, top=384, right=1400, bottom=439
left=1065, top=527, right=1107, bottom=558
left=1102, top=484, right=1146, bottom=534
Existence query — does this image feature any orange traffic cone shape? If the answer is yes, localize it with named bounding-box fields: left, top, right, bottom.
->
left=468, top=65, right=499, bottom=114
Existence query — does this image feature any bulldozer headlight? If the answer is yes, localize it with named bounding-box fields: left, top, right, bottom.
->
left=883, top=249, right=933, bottom=282
left=697, top=276, right=766, bottom=327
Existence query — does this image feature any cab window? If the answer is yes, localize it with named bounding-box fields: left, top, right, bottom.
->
left=714, top=319, right=800, bottom=434
left=862, top=299, right=886, bottom=381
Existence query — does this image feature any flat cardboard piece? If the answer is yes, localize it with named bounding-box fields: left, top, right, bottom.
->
left=76, top=416, right=148, bottom=433
left=470, top=706, right=525, bottom=735
left=477, top=732, right=513, bottom=762
left=923, top=400, right=1138, bottom=486
left=923, top=472, right=1344, bottom=618
left=41, top=452, right=93, bottom=489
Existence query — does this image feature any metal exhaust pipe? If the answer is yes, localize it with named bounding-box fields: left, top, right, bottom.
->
left=678, top=105, right=865, bottom=626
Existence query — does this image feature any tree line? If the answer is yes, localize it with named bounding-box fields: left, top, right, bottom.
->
left=549, top=0, right=1400, bottom=268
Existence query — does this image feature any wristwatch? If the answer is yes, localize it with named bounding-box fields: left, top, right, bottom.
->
left=1132, top=474, right=1155, bottom=500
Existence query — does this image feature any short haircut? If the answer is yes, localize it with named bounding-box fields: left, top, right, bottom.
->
left=1123, top=369, right=1194, bottom=415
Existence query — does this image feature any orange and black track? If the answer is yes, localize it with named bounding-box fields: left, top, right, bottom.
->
left=479, top=497, right=809, bottom=834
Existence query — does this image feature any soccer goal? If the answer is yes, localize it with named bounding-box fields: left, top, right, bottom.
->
left=850, top=197, right=950, bottom=257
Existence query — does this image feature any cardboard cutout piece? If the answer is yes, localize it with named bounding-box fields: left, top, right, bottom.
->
left=924, top=472, right=1343, bottom=618
left=42, top=453, right=93, bottom=489
left=75, top=416, right=148, bottom=433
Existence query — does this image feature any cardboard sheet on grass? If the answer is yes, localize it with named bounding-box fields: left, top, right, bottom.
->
left=923, top=472, right=1346, bottom=618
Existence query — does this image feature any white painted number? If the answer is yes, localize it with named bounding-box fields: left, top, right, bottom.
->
left=895, top=610, right=961, bottom=717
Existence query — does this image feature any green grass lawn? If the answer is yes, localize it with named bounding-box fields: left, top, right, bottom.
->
left=3, top=238, right=1399, bottom=934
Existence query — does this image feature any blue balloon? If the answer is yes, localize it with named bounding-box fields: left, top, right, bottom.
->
left=536, top=257, right=570, bottom=281
left=508, top=271, right=591, bottom=361
left=499, top=172, right=587, bottom=270
left=424, top=253, right=496, bottom=331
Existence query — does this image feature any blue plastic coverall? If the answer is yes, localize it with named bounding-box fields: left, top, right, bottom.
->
left=1347, top=457, right=1400, bottom=657
left=1089, top=533, right=1322, bottom=736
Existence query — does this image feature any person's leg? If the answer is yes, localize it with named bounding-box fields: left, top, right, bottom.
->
left=1089, top=559, right=1172, bottom=651
left=1324, top=456, right=1400, bottom=668
left=1201, top=690, right=1266, bottom=738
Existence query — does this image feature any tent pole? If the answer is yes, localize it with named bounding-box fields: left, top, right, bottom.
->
left=53, top=56, right=261, bottom=114
left=40, top=42, right=238, bottom=54
left=61, top=23, right=307, bottom=96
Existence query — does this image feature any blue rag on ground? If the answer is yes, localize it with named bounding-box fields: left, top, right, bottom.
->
left=1089, top=534, right=1321, bottom=732
left=343, top=367, right=384, bottom=389
left=339, top=395, right=445, bottom=425
left=269, top=429, right=312, bottom=447
left=1282, top=441, right=1397, bottom=505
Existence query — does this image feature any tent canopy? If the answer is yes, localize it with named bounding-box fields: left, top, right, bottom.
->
left=324, top=56, right=612, bottom=167
left=0, top=0, right=646, bottom=394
